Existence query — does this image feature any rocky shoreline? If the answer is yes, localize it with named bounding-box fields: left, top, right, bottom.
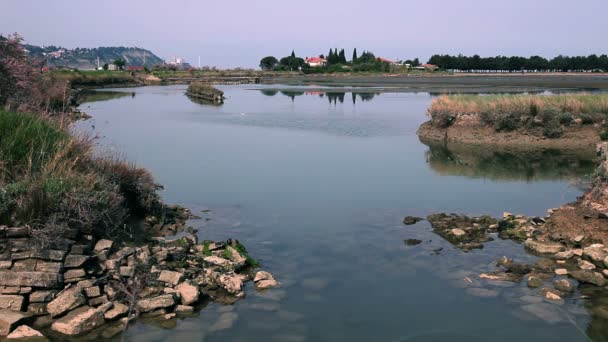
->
left=404, top=140, right=608, bottom=323
left=0, top=208, right=277, bottom=339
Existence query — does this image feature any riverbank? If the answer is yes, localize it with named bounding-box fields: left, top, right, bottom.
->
left=418, top=93, right=608, bottom=150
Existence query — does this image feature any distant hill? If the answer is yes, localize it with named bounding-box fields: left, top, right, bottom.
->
left=24, top=44, right=164, bottom=69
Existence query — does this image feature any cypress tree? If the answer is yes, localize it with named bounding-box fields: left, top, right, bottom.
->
left=352, top=48, right=358, bottom=61
left=339, top=49, right=346, bottom=63
left=291, top=50, right=296, bottom=58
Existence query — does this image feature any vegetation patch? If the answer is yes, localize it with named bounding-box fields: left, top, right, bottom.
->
left=428, top=94, right=608, bottom=139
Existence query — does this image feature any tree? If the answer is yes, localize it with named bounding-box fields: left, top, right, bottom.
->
left=113, top=58, right=126, bottom=70
left=291, top=50, right=296, bottom=58
left=0, top=34, right=40, bottom=107
left=338, top=49, right=346, bottom=63
left=102, top=63, right=109, bottom=70
left=352, top=48, right=358, bottom=62
left=259, top=56, right=279, bottom=70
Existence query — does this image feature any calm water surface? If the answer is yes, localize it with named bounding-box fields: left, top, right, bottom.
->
left=78, top=85, right=602, bottom=342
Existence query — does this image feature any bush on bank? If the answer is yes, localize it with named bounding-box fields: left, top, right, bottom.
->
left=0, top=110, right=163, bottom=246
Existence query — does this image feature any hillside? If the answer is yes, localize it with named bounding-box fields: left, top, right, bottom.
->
left=24, top=44, right=164, bottom=69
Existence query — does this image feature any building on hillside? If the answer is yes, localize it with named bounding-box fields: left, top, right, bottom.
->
left=107, top=64, right=118, bottom=71
left=305, top=57, right=327, bottom=67
left=166, top=56, right=186, bottom=65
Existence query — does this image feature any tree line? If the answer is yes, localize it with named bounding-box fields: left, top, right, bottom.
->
left=427, top=54, right=608, bottom=72
left=259, top=48, right=391, bottom=73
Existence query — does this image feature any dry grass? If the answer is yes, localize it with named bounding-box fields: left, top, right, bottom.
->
left=428, top=93, right=608, bottom=132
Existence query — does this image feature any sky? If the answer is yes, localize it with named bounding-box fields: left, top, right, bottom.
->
left=2, top=0, right=607, bottom=68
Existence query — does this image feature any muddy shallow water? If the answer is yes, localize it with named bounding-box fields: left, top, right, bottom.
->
left=77, top=85, right=604, bottom=341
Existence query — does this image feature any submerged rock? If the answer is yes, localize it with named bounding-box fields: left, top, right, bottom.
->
left=570, top=270, right=606, bottom=286
left=254, top=271, right=278, bottom=290
left=427, top=213, right=497, bottom=251
left=554, top=279, right=574, bottom=293
left=402, top=216, right=424, bottom=225
left=520, top=303, right=567, bottom=324
left=404, top=239, right=423, bottom=246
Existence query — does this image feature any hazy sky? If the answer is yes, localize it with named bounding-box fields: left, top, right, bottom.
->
left=2, top=0, right=607, bottom=68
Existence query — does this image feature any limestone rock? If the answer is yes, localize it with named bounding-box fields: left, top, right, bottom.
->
left=29, top=291, right=56, bottom=303
left=554, top=279, right=574, bottom=293
left=0, top=272, right=61, bottom=289
left=554, top=269, right=568, bottom=276
left=451, top=229, right=466, bottom=236
left=217, top=274, right=244, bottom=295
left=136, top=294, right=175, bottom=313
left=51, top=306, right=105, bottom=336
left=226, top=246, right=246, bottom=266
left=158, top=270, right=183, bottom=286
left=63, top=255, right=89, bottom=268
left=175, top=305, right=194, bottom=313
left=570, top=270, right=606, bottom=286
left=578, top=259, right=596, bottom=271
left=175, top=282, right=199, bottom=305
left=94, top=239, right=113, bottom=253
left=554, top=250, right=574, bottom=260
left=6, top=325, right=44, bottom=339
left=0, top=296, right=24, bottom=311
left=0, top=310, right=31, bottom=336
left=583, top=246, right=608, bottom=265
left=524, top=240, right=565, bottom=254
left=47, top=287, right=85, bottom=318
left=203, top=256, right=232, bottom=267
left=104, top=302, right=128, bottom=320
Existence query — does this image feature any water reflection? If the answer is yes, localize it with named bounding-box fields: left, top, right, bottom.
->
left=187, top=94, right=224, bottom=107
left=420, top=137, right=596, bottom=181
left=79, top=90, right=134, bottom=104
left=263, top=90, right=379, bottom=104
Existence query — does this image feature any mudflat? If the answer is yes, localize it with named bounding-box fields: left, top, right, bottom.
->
left=262, top=73, right=608, bottom=92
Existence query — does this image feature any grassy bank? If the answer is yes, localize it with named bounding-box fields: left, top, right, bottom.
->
left=428, top=93, right=608, bottom=139
left=0, top=110, right=163, bottom=246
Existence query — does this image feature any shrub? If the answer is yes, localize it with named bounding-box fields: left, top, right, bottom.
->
left=543, top=120, right=564, bottom=138
left=557, top=112, right=574, bottom=126
left=600, top=130, right=608, bottom=141
left=494, top=113, right=521, bottom=132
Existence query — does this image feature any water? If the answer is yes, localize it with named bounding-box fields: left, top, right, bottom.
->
left=77, top=85, right=601, bottom=341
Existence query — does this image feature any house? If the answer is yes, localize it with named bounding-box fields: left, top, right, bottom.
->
left=305, top=57, right=327, bottom=67
left=414, top=64, right=439, bottom=71
left=127, top=65, right=145, bottom=71
left=107, top=64, right=118, bottom=71
left=376, top=57, right=396, bottom=65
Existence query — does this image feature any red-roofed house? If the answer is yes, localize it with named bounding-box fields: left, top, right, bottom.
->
left=416, top=64, right=439, bottom=71
left=305, top=57, right=327, bottom=67
left=127, top=65, right=145, bottom=71
left=376, top=57, right=396, bottom=65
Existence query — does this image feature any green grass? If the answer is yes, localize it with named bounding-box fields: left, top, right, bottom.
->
left=0, top=111, right=70, bottom=182
left=0, top=110, right=163, bottom=243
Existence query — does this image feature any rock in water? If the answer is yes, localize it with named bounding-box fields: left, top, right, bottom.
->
left=524, top=240, right=565, bottom=254
left=402, top=216, right=424, bottom=225
left=554, top=279, right=574, bottom=293
left=570, top=270, right=606, bottom=286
